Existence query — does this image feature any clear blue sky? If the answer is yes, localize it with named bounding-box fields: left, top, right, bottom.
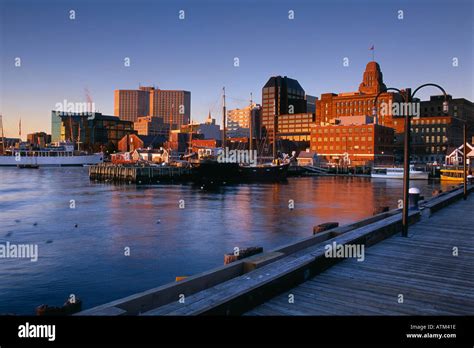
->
left=1, top=0, right=472, bottom=138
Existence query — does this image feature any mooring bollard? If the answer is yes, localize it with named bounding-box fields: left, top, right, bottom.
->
left=313, top=222, right=339, bottom=235
left=409, top=187, right=421, bottom=210
left=224, top=246, right=263, bottom=265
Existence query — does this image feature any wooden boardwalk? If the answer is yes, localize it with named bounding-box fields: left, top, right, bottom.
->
left=246, top=194, right=474, bottom=315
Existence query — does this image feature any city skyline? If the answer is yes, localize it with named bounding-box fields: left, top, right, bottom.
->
left=1, top=0, right=473, bottom=138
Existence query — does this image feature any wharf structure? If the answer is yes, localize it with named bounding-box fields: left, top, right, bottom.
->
left=79, top=184, right=473, bottom=316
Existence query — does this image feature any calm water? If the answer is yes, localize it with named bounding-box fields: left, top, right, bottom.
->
left=0, top=167, right=453, bottom=314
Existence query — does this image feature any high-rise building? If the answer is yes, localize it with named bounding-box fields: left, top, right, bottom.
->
left=149, top=89, right=191, bottom=129
left=114, top=86, right=191, bottom=129
left=114, top=87, right=150, bottom=122
left=261, top=76, right=307, bottom=138
left=306, top=95, right=317, bottom=113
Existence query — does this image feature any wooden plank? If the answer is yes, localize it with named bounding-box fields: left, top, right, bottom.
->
left=246, top=194, right=474, bottom=316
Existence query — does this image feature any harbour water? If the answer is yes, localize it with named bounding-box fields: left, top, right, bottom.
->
left=0, top=167, right=454, bottom=314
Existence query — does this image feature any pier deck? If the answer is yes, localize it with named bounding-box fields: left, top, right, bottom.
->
left=89, top=164, right=192, bottom=184
left=246, top=194, right=474, bottom=315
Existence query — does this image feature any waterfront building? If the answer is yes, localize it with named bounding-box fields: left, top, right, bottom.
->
left=296, top=150, right=319, bottom=166
left=191, top=139, right=219, bottom=153
left=117, top=133, right=165, bottom=152
left=27, top=132, right=51, bottom=147
left=310, top=123, right=395, bottom=166
left=261, top=76, right=307, bottom=141
left=277, top=112, right=315, bottom=143
left=134, top=116, right=170, bottom=137
left=51, top=111, right=134, bottom=151
left=420, top=95, right=474, bottom=122
left=410, top=116, right=464, bottom=164
left=114, top=87, right=150, bottom=122
left=445, top=143, right=474, bottom=166
left=165, top=131, right=204, bottom=155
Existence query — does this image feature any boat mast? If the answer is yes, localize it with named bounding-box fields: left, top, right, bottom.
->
left=0, top=114, right=5, bottom=155
left=77, top=118, right=82, bottom=151
left=189, top=117, right=193, bottom=154
left=222, top=87, right=226, bottom=148
left=249, top=93, right=253, bottom=152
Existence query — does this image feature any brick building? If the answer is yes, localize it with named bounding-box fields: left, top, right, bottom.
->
left=316, top=61, right=405, bottom=130
left=310, top=123, right=395, bottom=166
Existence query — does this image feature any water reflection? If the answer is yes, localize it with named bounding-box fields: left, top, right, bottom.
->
left=0, top=168, right=452, bottom=314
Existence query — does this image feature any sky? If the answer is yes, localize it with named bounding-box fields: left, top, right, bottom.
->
left=0, top=0, right=473, bottom=138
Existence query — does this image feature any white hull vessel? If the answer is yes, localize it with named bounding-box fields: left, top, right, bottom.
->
left=371, top=166, right=429, bottom=180
left=0, top=153, right=103, bottom=167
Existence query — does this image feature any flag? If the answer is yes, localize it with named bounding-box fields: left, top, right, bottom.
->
left=369, top=45, right=374, bottom=50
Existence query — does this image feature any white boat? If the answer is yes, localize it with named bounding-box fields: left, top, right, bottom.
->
left=0, top=144, right=103, bottom=167
left=371, top=165, right=429, bottom=180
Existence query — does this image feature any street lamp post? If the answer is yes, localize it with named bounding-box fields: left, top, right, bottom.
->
left=463, top=123, right=467, bottom=199
left=374, top=84, right=448, bottom=237
left=450, top=117, right=470, bottom=200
